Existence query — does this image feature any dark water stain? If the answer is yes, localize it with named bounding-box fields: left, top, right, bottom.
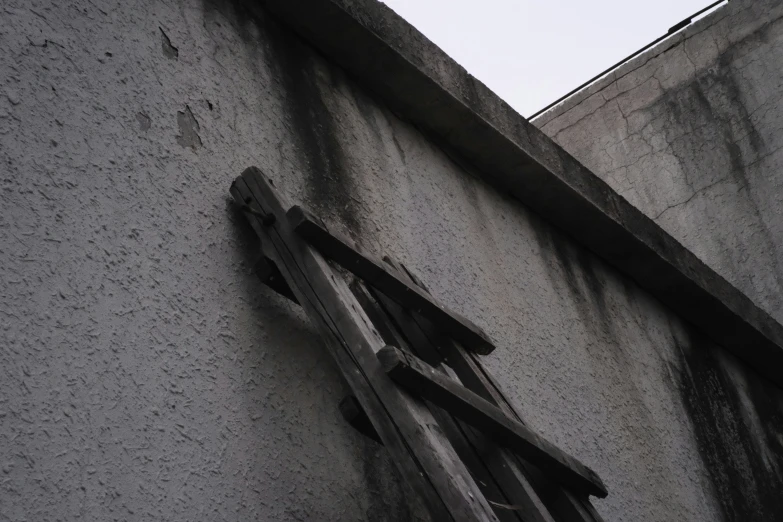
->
left=653, top=13, right=777, bottom=191
left=648, top=16, right=783, bottom=296
left=348, top=81, right=384, bottom=143
left=201, top=4, right=419, bottom=517
left=391, top=130, right=407, bottom=163
left=674, top=329, right=783, bottom=521
left=532, top=222, right=610, bottom=331
left=201, top=0, right=361, bottom=234
left=200, top=0, right=255, bottom=42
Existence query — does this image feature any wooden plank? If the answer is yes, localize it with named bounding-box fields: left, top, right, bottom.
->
left=377, top=345, right=608, bottom=498
left=576, top=494, right=606, bottom=522
left=286, top=205, right=495, bottom=355
left=387, top=258, right=603, bottom=520
left=382, top=257, right=508, bottom=406
left=350, top=279, right=523, bottom=522
left=548, top=490, right=605, bottom=522
left=349, top=280, right=443, bottom=368
left=364, top=273, right=555, bottom=522
left=231, top=167, right=498, bottom=522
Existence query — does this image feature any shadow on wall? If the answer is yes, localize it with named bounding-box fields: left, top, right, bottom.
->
left=208, top=4, right=423, bottom=519
left=226, top=187, right=426, bottom=521
left=673, top=329, right=783, bottom=521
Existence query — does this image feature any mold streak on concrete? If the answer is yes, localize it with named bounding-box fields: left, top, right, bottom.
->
left=252, top=0, right=783, bottom=392
left=536, top=0, right=783, bottom=327
left=675, top=332, right=783, bottom=521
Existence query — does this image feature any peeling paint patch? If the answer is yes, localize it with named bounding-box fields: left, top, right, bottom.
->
left=159, top=27, right=178, bottom=59
left=176, top=105, right=202, bottom=150
left=136, top=111, right=151, bottom=132
left=6, top=89, right=20, bottom=106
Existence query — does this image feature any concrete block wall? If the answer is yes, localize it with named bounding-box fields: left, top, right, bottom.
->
left=1, top=0, right=781, bottom=520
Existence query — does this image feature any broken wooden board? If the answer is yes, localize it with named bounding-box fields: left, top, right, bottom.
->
left=349, top=278, right=537, bottom=522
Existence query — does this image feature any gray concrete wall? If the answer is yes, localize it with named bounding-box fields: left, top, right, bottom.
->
left=535, top=0, right=783, bottom=327
left=1, top=1, right=782, bottom=521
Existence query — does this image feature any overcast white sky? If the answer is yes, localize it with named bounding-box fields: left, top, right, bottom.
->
left=380, top=0, right=721, bottom=117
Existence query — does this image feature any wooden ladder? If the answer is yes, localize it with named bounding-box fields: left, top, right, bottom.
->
left=231, top=167, right=608, bottom=522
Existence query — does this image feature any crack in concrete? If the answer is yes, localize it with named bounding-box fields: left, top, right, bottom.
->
left=652, top=176, right=737, bottom=220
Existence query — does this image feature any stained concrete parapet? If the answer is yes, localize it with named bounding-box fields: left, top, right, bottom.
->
left=533, top=0, right=783, bottom=335
left=254, top=0, right=783, bottom=388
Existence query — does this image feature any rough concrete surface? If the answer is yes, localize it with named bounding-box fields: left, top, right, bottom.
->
left=1, top=1, right=782, bottom=521
left=536, top=0, right=783, bottom=328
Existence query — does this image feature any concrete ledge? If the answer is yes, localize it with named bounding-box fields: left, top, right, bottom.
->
left=257, top=0, right=783, bottom=388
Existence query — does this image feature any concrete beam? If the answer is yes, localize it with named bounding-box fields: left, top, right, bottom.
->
left=256, top=0, right=783, bottom=388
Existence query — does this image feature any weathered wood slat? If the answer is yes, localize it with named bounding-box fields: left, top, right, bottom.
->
left=579, top=495, right=606, bottom=522
left=388, top=259, right=605, bottom=519
left=363, top=268, right=556, bottom=522
left=286, top=205, right=495, bottom=355
left=231, top=167, right=498, bottom=522
left=350, top=279, right=523, bottom=522
left=549, top=489, right=605, bottom=522
left=377, top=345, right=608, bottom=498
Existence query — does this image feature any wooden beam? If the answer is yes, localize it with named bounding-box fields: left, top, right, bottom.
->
left=350, top=279, right=525, bottom=522
left=386, top=258, right=603, bottom=520
left=231, top=166, right=498, bottom=521
left=286, top=205, right=495, bottom=355
left=377, top=345, right=608, bottom=499
left=358, top=274, right=556, bottom=522
left=548, top=490, right=606, bottom=522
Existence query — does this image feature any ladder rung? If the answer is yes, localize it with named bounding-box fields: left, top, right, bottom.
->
left=377, top=345, right=608, bottom=499
left=287, top=205, right=496, bottom=355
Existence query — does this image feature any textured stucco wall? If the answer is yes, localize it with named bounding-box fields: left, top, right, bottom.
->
left=1, top=1, right=782, bottom=521
left=535, top=0, right=783, bottom=327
